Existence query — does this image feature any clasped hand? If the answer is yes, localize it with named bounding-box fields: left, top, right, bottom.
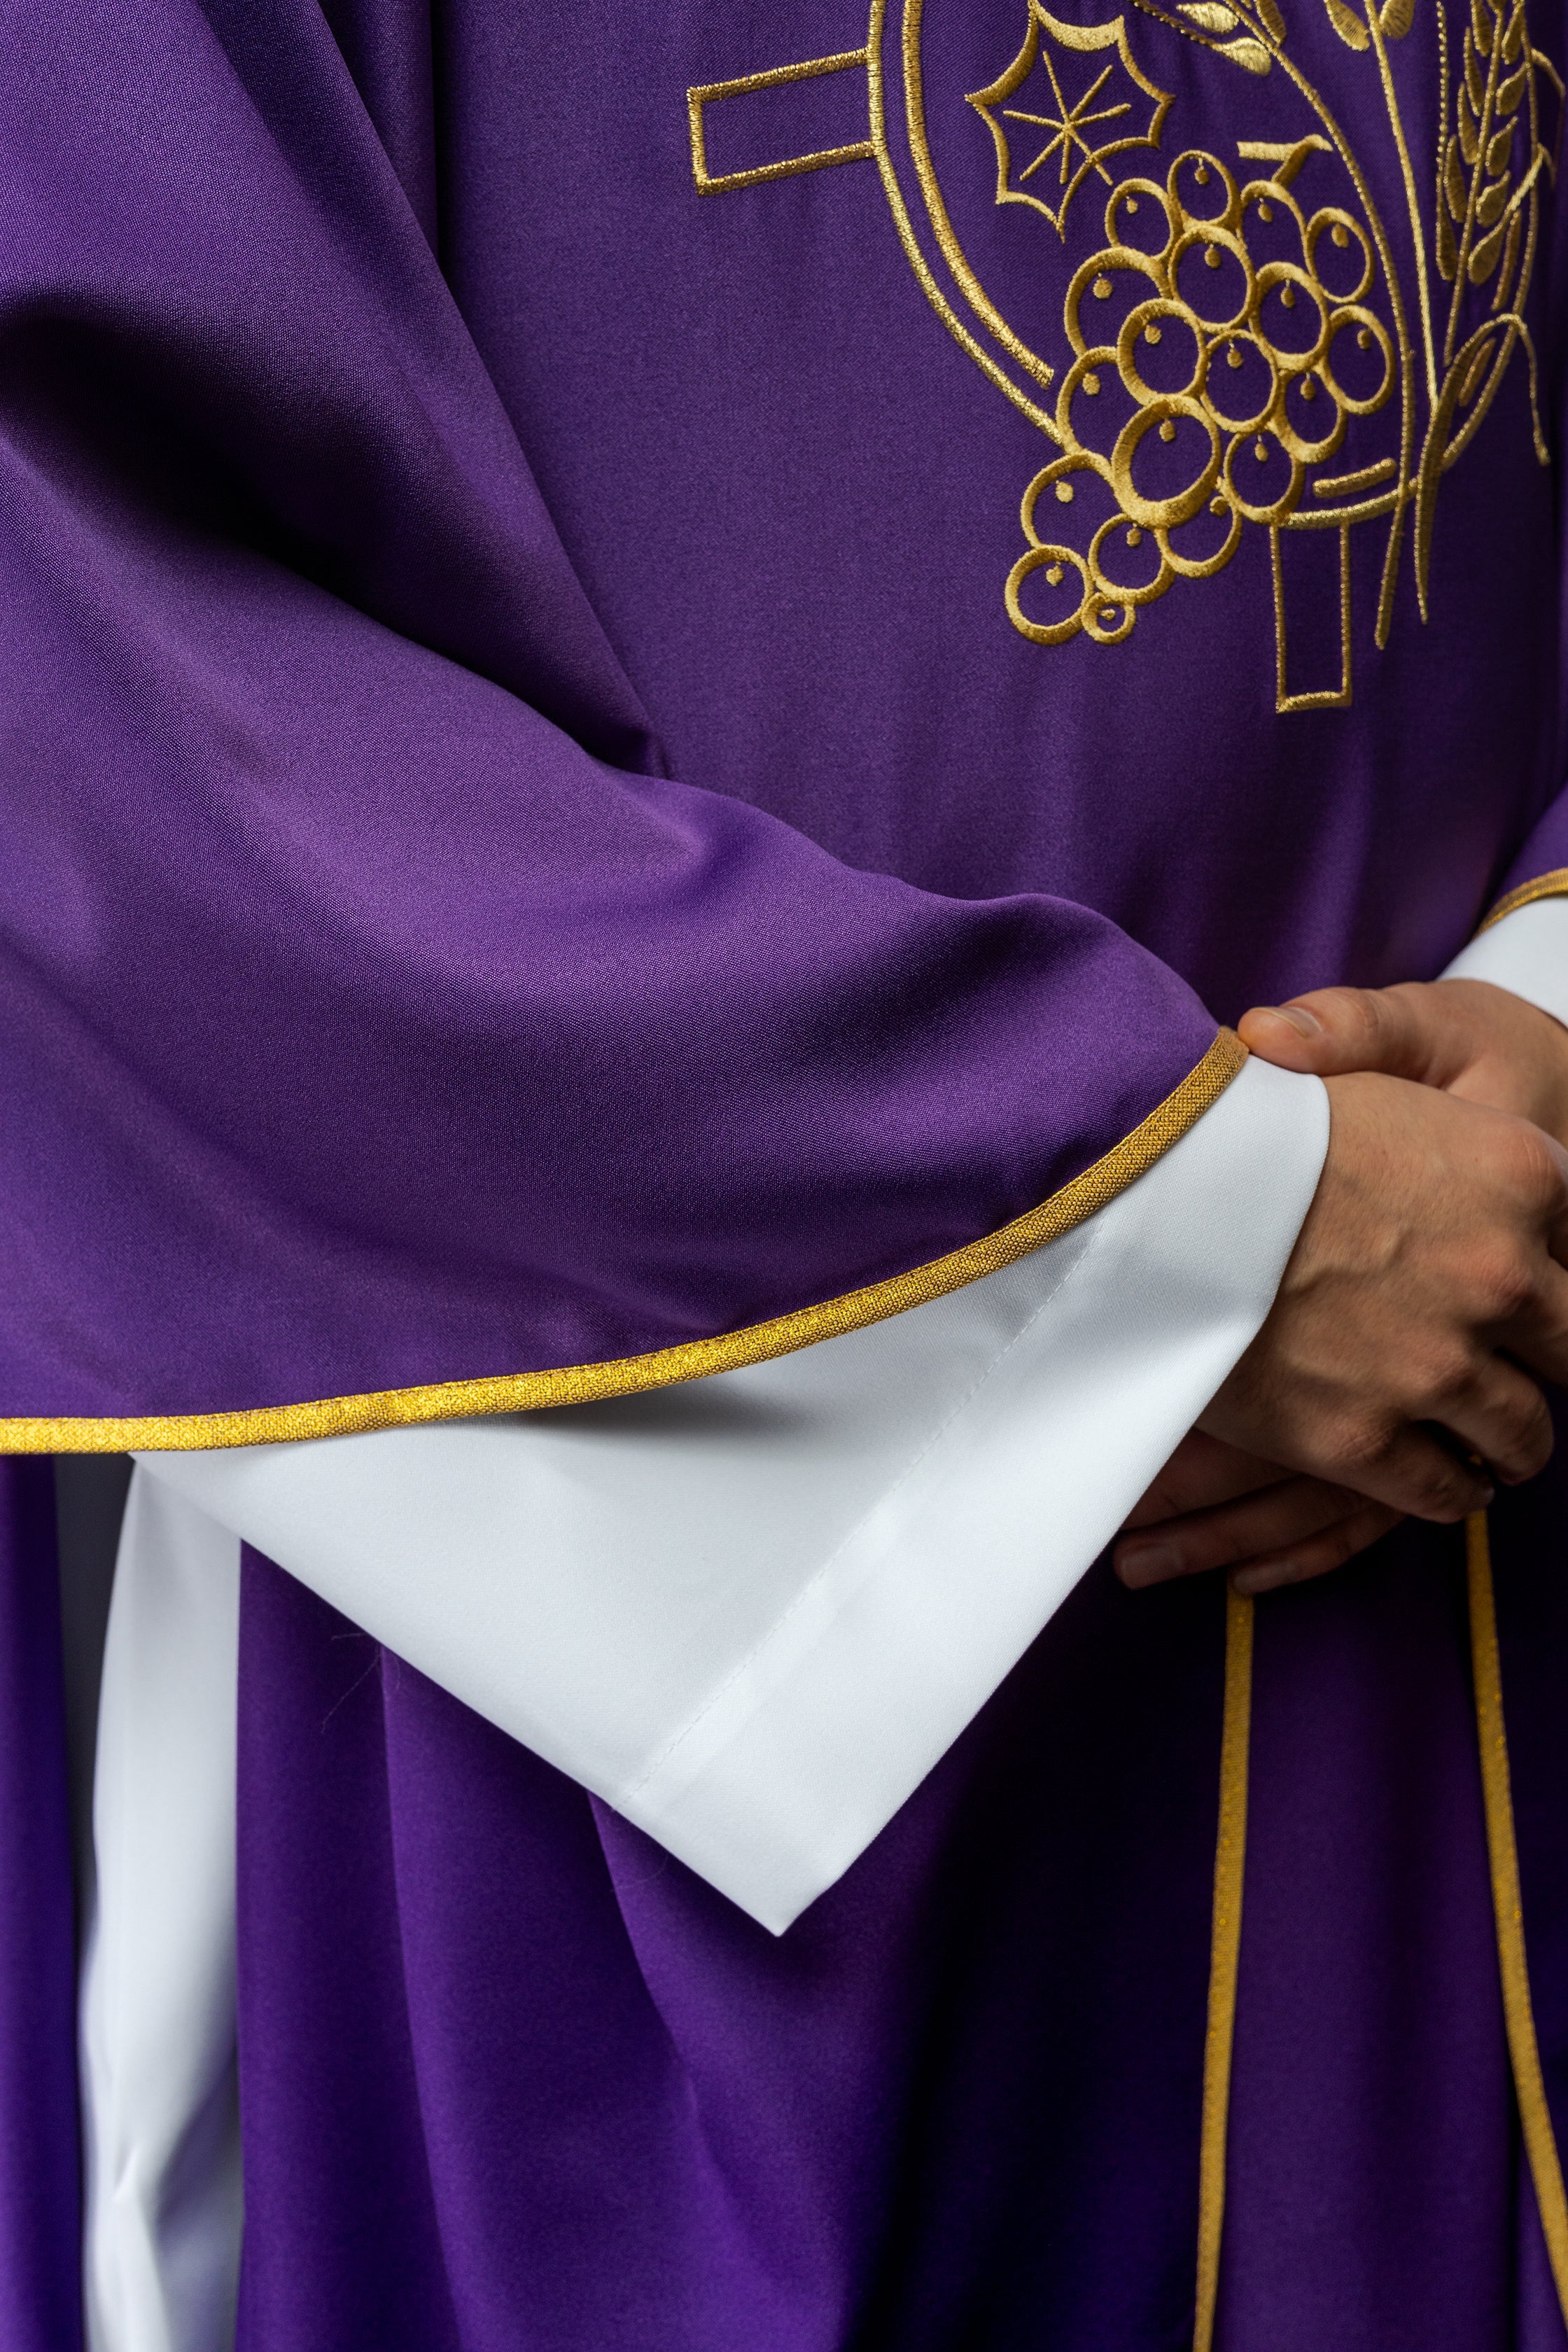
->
left=1116, top=979, right=1568, bottom=1595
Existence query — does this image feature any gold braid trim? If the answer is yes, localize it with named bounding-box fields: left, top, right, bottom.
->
left=1466, top=1513, right=1568, bottom=2329
left=1193, top=1584, right=1254, bottom=2352
left=4, top=1028, right=1247, bottom=1454
left=1476, top=869, right=1568, bottom=933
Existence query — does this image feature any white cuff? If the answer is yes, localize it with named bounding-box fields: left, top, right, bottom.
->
left=1441, top=894, right=1568, bottom=1026
left=140, top=1051, right=1326, bottom=1933
left=81, top=1474, right=241, bottom=2352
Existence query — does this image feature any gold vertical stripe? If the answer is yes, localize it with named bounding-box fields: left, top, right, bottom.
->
left=1466, top=1512, right=1568, bottom=2325
left=1194, top=1585, right=1254, bottom=2352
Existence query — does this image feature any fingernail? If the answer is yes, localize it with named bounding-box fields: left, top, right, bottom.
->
left=1271, top=1004, right=1323, bottom=1037
left=1117, top=1543, right=1182, bottom=1586
left=1233, top=1560, right=1298, bottom=1595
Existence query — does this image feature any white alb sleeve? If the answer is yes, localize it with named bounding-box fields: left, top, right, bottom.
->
left=80, top=1471, right=241, bottom=2352
left=139, top=1050, right=1326, bottom=1932
left=1441, top=893, right=1568, bottom=1022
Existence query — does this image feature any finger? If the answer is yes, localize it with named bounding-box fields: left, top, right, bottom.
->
left=1231, top=1499, right=1406, bottom=1596
left=1116, top=1473, right=1379, bottom=1587
left=1488, top=1242, right=1568, bottom=1384
left=1237, top=983, right=1471, bottom=1086
left=1120, top=1430, right=1288, bottom=1531
left=1542, top=1178, right=1568, bottom=1281
left=1489, top=1124, right=1568, bottom=1273
left=1321, top=1421, right=1494, bottom=1521
left=1427, top=1354, right=1554, bottom=1487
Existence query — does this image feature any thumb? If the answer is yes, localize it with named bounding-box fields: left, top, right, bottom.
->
left=1237, top=983, right=1471, bottom=1084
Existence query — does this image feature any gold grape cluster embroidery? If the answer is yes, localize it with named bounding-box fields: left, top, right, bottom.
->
left=1004, top=127, right=1394, bottom=668
left=690, top=0, right=1558, bottom=708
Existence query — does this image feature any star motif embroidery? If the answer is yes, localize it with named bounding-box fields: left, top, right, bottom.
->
left=969, top=8, right=1175, bottom=237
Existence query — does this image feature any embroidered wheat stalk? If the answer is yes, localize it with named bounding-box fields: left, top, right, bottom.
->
left=1410, top=0, right=1550, bottom=610
left=1438, top=0, right=1532, bottom=323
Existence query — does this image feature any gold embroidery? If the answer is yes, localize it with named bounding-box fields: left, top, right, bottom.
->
left=998, top=131, right=1396, bottom=678
left=969, top=13, right=1175, bottom=239
left=6, top=1030, right=1247, bottom=1452
left=1272, top=520, right=1353, bottom=706
left=1466, top=1513, right=1568, bottom=2330
left=1477, top=867, right=1568, bottom=929
left=1194, top=1583, right=1254, bottom=2352
left=690, top=0, right=1555, bottom=710
left=1312, top=454, right=1397, bottom=491
left=688, top=50, right=874, bottom=195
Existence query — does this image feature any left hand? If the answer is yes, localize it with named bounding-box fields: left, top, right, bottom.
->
left=1120, top=974, right=1568, bottom=1595
left=1115, top=1429, right=1404, bottom=1596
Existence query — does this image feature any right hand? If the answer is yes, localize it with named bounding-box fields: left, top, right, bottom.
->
left=1197, top=1068, right=1568, bottom=1522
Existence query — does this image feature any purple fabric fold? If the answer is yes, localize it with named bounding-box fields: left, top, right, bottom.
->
left=0, top=1463, right=81, bottom=2352
left=237, top=1516, right=1568, bottom=2350
left=236, top=1546, right=1228, bottom=2352
left=0, top=0, right=1221, bottom=1427
left=10, top=0, right=1568, bottom=2340
left=1217, top=1530, right=1516, bottom=2352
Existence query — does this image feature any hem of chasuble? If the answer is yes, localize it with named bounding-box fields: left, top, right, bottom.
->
left=6, top=1030, right=1246, bottom=1454
left=1477, top=869, right=1568, bottom=932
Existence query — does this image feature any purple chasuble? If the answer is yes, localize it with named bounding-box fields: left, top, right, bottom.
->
left=2, top=0, right=1568, bottom=2342
left=0, top=0, right=1560, bottom=1429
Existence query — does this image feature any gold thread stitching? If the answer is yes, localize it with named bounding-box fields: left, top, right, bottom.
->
left=688, top=51, right=874, bottom=195
left=1476, top=867, right=1568, bottom=930
left=902, top=0, right=1414, bottom=701
left=968, top=12, right=1175, bottom=241
left=1364, top=0, right=1440, bottom=408
left=1313, top=454, right=1398, bottom=493
left=690, top=0, right=1555, bottom=704
left=1271, top=519, right=1353, bottom=708
left=1194, top=1583, right=1254, bottom=2352
left=1466, top=1513, right=1568, bottom=2329
left=904, top=0, right=1084, bottom=396
left=865, top=0, right=1063, bottom=435
left=5, top=1030, right=1247, bottom=1453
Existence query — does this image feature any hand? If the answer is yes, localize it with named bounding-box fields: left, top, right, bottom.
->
left=1119, top=979, right=1568, bottom=1600
left=1198, top=1069, right=1568, bottom=1520
left=1115, top=1429, right=1404, bottom=1596
left=1239, top=979, right=1568, bottom=1149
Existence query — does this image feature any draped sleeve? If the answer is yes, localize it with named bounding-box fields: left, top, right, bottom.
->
left=0, top=0, right=1237, bottom=1446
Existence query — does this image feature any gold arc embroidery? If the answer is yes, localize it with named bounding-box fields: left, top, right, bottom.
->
left=1466, top=1513, right=1568, bottom=2329
left=1476, top=867, right=1568, bottom=930
left=899, top=0, right=1066, bottom=400
left=3, top=1030, right=1247, bottom=1454
left=866, top=1, right=1062, bottom=436
left=1364, top=0, right=1441, bottom=407
left=688, top=50, right=875, bottom=195
left=1194, top=1583, right=1254, bottom=2352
